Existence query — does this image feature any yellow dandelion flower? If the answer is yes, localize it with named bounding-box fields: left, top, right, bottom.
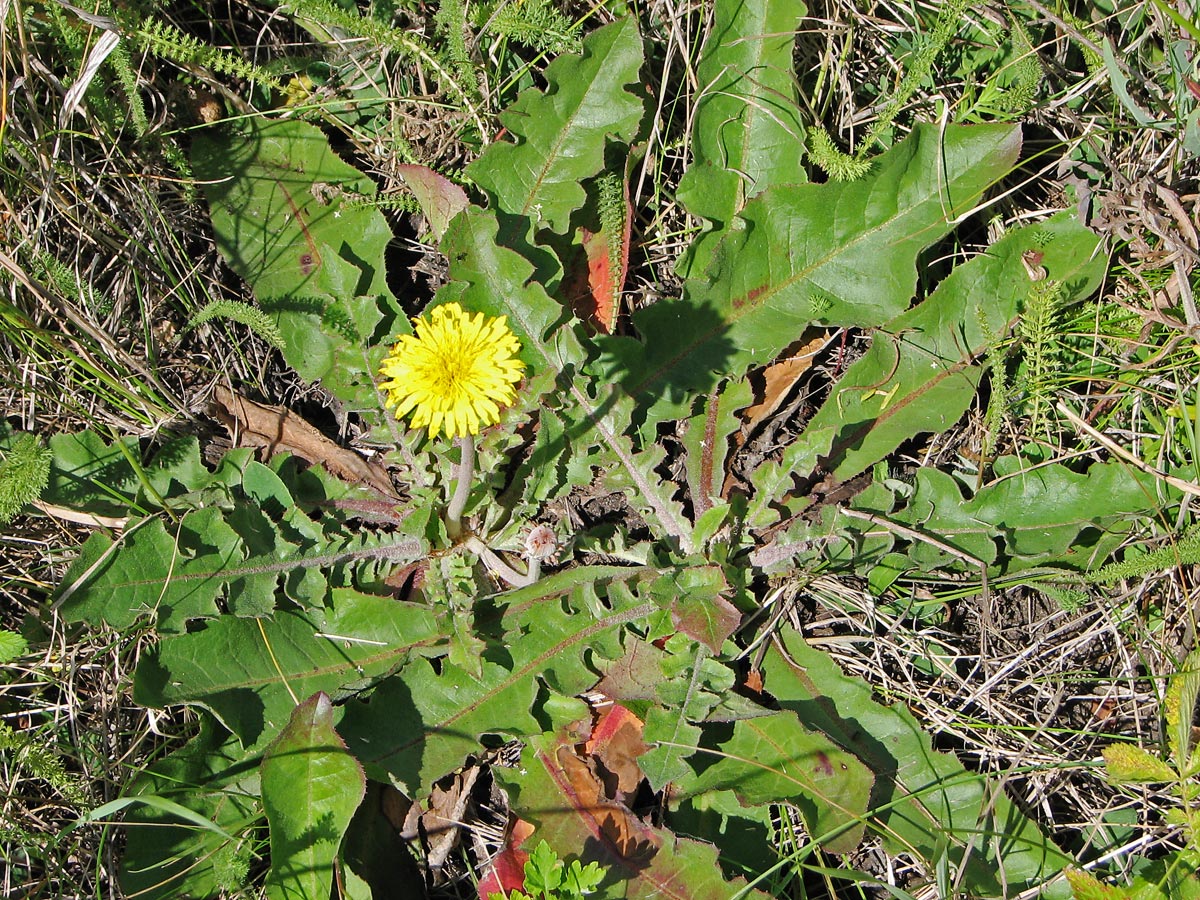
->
left=378, top=302, right=526, bottom=439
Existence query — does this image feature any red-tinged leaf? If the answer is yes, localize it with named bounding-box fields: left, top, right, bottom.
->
left=569, top=161, right=635, bottom=335
left=477, top=818, right=536, bottom=900
left=580, top=226, right=620, bottom=333
left=396, top=164, right=469, bottom=242
left=595, top=641, right=665, bottom=703
left=665, top=567, right=738, bottom=653
left=498, top=733, right=770, bottom=900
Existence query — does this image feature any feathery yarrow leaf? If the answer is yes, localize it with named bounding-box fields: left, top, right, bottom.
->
left=131, top=18, right=283, bottom=90
left=187, top=300, right=287, bottom=352
left=0, top=433, right=51, bottom=525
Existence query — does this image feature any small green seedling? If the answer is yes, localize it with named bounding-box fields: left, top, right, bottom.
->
left=491, top=841, right=604, bottom=900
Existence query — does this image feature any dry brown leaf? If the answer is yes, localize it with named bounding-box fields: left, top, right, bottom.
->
left=422, top=765, right=480, bottom=870
left=740, top=329, right=832, bottom=437
left=583, top=703, right=648, bottom=797
left=556, top=745, right=657, bottom=862
left=212, top=386, right=397, bottom=498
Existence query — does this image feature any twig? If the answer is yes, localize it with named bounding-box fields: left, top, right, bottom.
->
left=1057, top=401, right=1200, bottom=498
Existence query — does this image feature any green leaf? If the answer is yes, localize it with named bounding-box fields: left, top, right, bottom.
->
left=134, top=591, right=442, bottom=752
left=0, top=629, right=28, bottom=663
left=666, top=789, right=776, bottom=881
left=1101, top=744, right=1176, bottom=783
left=497, top=732, right=771, bottom=900
left=43, top=430, right=139, bottom=517
left=788, top=459, right=1162, bottom=576
left=676, top=0, right=807, bottom=277
left=340, top=566, right=659, bottom=794
left=662, top=566, right=739, bottom=653
left=1064, top=868, right=1131, bottom=900
left=193, top=116, right=395, bottom=302
left=341, top=782, right=426, bottom=900
left=466, top=18, right=645, bottom=234
left=56, top=511, right=236, bottom=632
left=801, top=212, right=1106, bottom=482
left=55, top=460, right=424, bottom=630
left=641, top=704, right=705, bottom=789
left=676, top=710, right=874, bottom=855
left=396, top=163, right=469, bottom=242
left=193, top=117, right=403, bottom=417
left=564, top=858, right=606, bottom=897
left=960, top=460, right=1160, bottom=570
left=763, top=631, right=1073, bottom=898
left=681, top=379, right=751, bottom=520
left=525, top=841, right=565, bottom=895
left=605, top=123, right=1023, bottom=428
left=262, top=691, right=365, bottom=900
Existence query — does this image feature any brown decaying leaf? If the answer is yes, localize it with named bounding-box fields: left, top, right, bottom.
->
left=212, top=386, right=397, bottom=498
left=739, top=329, right=832, bottom=437
left=415, top=764, right=481, bottom=871
left=554, top=744, right=658, bottom=862
left=583, top=703, right=648, bottom=797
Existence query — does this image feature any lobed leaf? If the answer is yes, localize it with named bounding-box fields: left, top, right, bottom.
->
left=193, top=116, right=395, bottom=303
left=193, top=117, right=403, bottom=418
left=681, top=379, right=752, bottom=519
left=676, top=0, right=808, bottom=277
left=466, top=18, right=645, bottom=234
left=763, top=631, right=1073, bottom=898
left=774, top=458, right=1162, bottom=577
left=134, top=590, right=443, bottom=752
left=676, top=710, right=874, bottom=854
left=800, top=212, right=1107, bottom=483
left=339, top=566, right=661, bottom=795
left=604, top=123, right=1023, bottom=429
left=43, top=429, right=140, bottom=517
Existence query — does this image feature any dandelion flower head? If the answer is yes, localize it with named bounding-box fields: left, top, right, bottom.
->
left=378, top=302, right=525, bottom=439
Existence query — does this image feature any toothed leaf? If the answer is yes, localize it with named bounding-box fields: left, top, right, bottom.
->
left=466, top=18, right=644, bottom=234
left=677, top=0, right=808, bottom=277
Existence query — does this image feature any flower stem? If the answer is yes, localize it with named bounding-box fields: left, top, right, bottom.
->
left=465, top=536, right=538, bottom=588
left=445, top=434, right=475, bottom=540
